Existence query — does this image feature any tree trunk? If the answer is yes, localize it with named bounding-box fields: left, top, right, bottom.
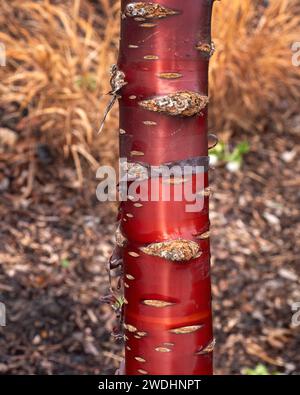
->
left=116, top=0, right=215, bottom=375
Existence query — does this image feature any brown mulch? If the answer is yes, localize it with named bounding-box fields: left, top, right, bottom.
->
left=211, top=130, right=300, bottom=374
left=0, top=126, right=299, bottom=375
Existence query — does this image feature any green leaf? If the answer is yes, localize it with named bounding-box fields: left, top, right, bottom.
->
left=61, top=259, right=70, bottom=268
left=243, top=364, right=279, bottom=376
left=209, top=142, right=225, bottom=160
left=225, top=141, right=250, bottom=163
left=237, top=141, right=250, bottom=154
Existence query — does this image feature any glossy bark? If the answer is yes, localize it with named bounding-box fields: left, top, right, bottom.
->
left=117, top=0, right=215, bottom=375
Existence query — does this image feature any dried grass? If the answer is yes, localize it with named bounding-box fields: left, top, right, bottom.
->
left=0, top=0, right=299, bottom=182
left=0, top=0, right=120, bottom=182
left=210, top=0, right=300, bottom=134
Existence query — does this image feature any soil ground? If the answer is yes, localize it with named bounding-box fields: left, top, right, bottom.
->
left=0, top=126, right=299, bottom=375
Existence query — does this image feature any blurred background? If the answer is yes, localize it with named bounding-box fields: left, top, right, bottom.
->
left=0, top=0, right=299, bottom=375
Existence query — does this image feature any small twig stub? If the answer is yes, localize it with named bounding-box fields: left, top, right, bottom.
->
left=195, top=338, right=216, bottom=355
left=140, top=240, right=200, bottom=261
left=98, top=65, right=127, bottom=133
left=196, top=41, right=215, bottom=57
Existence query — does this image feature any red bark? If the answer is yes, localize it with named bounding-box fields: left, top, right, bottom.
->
left=117, top=0, right=215, bottom=375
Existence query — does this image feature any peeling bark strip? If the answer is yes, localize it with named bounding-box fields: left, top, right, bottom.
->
left=98, top=65, right=127, bottom=133
left=115, top=225, right=127, bottom=247
left=124, top=3, right=179, bottom=19
left=120, top=161, right=149, bottom=181
left=109, top=246, right=122, bottom=272
left=140, top=240, right=200, bottom=262
left=139, top=91, right=209, bottom=117
left=118, top=0, right=215, bottom=375
left=123, top=156, right=209, bottom=181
